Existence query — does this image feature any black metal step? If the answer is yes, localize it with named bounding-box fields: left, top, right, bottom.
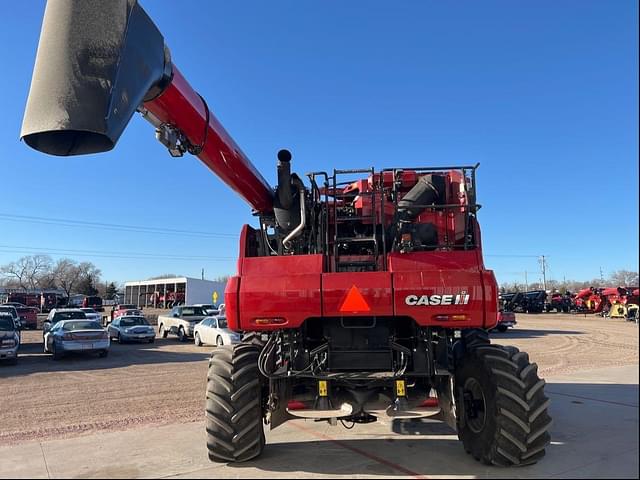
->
left=336, top=260, right=377, bottom=266
left=335, top=216, right=374, bottom=221
left=336, top=237, right=377, bottom=243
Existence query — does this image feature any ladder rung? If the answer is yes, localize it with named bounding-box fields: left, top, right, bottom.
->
left=336, top=260, right=378, bottom=267
left=333, top=191, right=376, bottom=198
left=336, top=216, right=374, bottom=221
left=336, top=237, right=376, bottom=243
left=334, top=168, right=374, bottom=174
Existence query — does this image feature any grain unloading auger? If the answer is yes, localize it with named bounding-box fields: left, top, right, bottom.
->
left=22, top=0, right=551, bottom=466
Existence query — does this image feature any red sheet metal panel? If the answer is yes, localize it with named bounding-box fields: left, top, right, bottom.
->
left=322, top=272, right=393, bottom=317
left=238, top=255, right=323, bottom=330
left=389, top=251, right=494, bottom=328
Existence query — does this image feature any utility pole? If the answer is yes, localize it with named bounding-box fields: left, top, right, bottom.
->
left=524, top=271, right=529, bottom=292
left=201, top=268, right=205, bottom=280
left=539, top=255, right=547, bottom=292
left=599, top=267, right=604, bottom=283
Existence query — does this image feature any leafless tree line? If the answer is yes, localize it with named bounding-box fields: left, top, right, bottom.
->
left=0, top=255, right=102, bottom=299
left=500, top=269, right=639, bottom=293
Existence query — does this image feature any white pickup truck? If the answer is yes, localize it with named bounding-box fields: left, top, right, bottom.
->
left=157, top=305, right=209, bottom=342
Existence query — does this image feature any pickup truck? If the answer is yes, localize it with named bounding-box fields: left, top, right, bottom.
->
left=157, top=305, right=208, bottom=342
left=493, top=310, right=517, bottom=332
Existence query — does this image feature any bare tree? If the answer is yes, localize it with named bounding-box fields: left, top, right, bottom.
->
left=0, top=255, right=54, bottom=291
left=52, top=259, right=102, bottom=299
left=27, top=255, right=52, bottom=290
left=53, top=259, right=81, bottom=299
left=609, top=270, right=639, bottom=287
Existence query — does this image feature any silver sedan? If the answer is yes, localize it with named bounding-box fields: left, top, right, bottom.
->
left=107, top=316, right=156, bottom=343
left=44, top=320, right=110, bottom=360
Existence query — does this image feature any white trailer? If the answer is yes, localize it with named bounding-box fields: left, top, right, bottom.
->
left=124, top=277, right=226, bottom=308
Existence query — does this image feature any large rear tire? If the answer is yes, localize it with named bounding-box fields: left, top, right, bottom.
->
left=205, top=344, right=264, bottom=463
left=456, top=344, right=552, bottom=466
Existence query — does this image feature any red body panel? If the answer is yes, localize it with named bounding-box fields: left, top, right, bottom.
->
left=238, top=255, right=323, bottom=330
left=322, top=272, right=393, bottom=317
left=144, top=67, right=273, bottom=213
left=390, top=252, right=496, bottom=329
left=225, top=244, right=497, bottom=331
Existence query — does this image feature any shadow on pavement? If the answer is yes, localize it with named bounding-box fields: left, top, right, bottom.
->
left=0, top=337, right=212, bottom=378
left=490, top=328, right=584, bottom=339
left=225, top=382, right=638, bottom=477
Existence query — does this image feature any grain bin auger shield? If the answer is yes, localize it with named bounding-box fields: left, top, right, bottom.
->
left=21, top=0, right=274, bottom=214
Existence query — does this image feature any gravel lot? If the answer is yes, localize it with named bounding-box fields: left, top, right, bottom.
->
left=0, top=313, right=637, bottom=447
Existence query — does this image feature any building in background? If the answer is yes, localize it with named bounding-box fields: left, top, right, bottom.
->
left=123, top=277, right=226, bottom=309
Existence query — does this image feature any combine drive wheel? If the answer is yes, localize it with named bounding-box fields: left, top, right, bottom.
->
left=205, top=344, right=264, bottom=463
left=455, top=344, right=551, bottom=466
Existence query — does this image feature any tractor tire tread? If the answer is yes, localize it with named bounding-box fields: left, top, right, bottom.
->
left=457, top=344, right=551, bottom=467
left=205, top=344, right=264, bottom=463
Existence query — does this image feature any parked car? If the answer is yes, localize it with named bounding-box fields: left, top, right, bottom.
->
left=44, top=308, right=89, bottom=334
left=82, top=295, right=104, bottom=312
left=493, top=311, right=517, bottom=332
left=193, top=304, right=219, bottom=315
left=0, top=305, right=22, bottom=331
left=14, top=306, right=38, bottom=329
left=43, top=319, right=110, bottom=359
left=3, top=302, right=26, bottom=308
left=157, top=305, right=208, bottom=342
left=107, top=315, right=155, bottom=343
left=109, top=304, right=139, bottom=323
left=193, top=316, right=241, bottom=347
left=0, top=313, right=20, bottom=365
left=80, top=308, right=103, bottom=323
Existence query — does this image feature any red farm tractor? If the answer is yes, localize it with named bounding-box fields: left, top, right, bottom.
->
left=21, top=0, right=551, bottom=466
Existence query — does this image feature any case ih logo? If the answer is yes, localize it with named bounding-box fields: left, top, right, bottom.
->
left=405, top=292, right=470, bottom=306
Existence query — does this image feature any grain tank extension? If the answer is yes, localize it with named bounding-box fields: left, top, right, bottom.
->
left=22, top=0, right=551, bottom=466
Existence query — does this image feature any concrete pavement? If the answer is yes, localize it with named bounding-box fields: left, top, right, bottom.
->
left=1, top=365, right=637, bottom=479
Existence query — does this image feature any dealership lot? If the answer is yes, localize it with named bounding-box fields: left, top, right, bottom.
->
left=1, top=313, right=638, bottom=478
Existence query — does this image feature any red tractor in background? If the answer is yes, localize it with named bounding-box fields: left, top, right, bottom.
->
left=21, top=0, right=551, bottom=466
left=601, top=287, right=639, bottom=319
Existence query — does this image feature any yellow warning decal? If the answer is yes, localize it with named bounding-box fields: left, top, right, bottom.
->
left=318, top=380, right=328, bottom=397
left=396, top=380, right=406, bottom=397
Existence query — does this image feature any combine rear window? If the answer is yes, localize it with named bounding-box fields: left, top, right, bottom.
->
left=62, top=321, right=102, bottom=331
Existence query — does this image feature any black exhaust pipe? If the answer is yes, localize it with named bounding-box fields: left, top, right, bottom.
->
left=276, top=149, right=293, bottom=209
left=21, top=0, right=171, bottom=156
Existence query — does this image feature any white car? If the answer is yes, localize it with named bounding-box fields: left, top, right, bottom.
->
left=193, top=316, right=241, bottom=347
left=80, top=308, right=102, bottom=323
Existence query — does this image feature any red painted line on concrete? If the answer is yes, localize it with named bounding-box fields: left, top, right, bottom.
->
left=290, top=421, right=428, bottom=479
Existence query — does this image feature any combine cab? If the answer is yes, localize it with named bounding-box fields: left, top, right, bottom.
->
left=21, top=0, right=551, bottom=466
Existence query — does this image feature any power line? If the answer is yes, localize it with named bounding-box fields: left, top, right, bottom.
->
left=485, top=254, right=543, bottom=258
left=0, top=244, right=235, bottom=262
left=0, top=212, right=238, bottom=239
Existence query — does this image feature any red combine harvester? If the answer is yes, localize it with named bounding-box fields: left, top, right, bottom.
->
left=574, top=287, right=603, bottom=313
left=21, top=0, right=550, bottom=466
